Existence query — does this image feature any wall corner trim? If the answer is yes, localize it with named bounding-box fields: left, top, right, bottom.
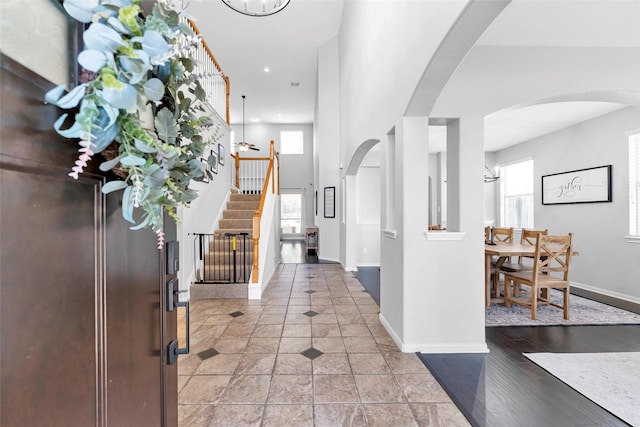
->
left=424, top=231, right=466, bottom=241
left=383, top=229, right=397, bottom=239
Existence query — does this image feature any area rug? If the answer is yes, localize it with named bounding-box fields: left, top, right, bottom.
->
left=524, top=352, right=640, bottom=426
left=486, top=290, right=640, bottom=326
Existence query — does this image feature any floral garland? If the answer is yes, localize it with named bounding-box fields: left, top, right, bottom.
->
left=46, top=0, right=221, bottom=248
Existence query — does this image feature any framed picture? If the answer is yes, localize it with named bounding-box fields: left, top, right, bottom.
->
left=199, top=157, right=210, bottom=183
left=218, top=143, right=225, bottom=166
left=210, top=149, right=218, bottom=174
left=542, top=165, right=612, bottom=205
left=324, top=187, right=335, bottom=218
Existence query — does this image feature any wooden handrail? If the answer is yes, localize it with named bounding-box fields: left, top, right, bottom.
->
left=251, top=141, right=278, bottom=284
left=187, top=19, right=231, bottom=125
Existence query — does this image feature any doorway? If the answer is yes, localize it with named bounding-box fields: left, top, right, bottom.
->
left=280, top=190, right=304, bottom=239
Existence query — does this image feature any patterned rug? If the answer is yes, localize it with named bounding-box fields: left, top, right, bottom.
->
left=486, top=290, right=640, bottom=326
left=524, top=352, right=640, bottom=426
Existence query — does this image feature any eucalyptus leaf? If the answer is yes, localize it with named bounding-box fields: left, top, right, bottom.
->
left=45, top=85, right=66, bottom=104
left=141, top=30, right=169, bottom=64
left=129, top=213, right=153, bottom=230
left=101, top=180, right=128, bottom=194
left=120, top=155, right=146, bottom=166
left=63, top=0, right=95, bottom=23
left=143, top=78, right=164, bottom=102
left=99, top=156, right=123, bottom=172
left=143, top=167, right=167, bottom=188
left=83, top=22, right=125, bottom=53
left=78, top=49, right=107, bottom=73
left=54, top=84, right=88, bottom=109
left=122, top=185, right=135, bottom=223
left=103, top=83, right=138, bottom=111
left=53, top=114, right=83, bottom=139
left=134, top=138, right=157, bottom=154
left=107, top=16, right=131, bottom=35
left=155, top=108, right=179, bottom=144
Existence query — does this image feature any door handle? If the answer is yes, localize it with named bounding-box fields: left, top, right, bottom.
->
left=167, top=300, right=189, bottom=365
left=167, top=278, right=188, bottom=312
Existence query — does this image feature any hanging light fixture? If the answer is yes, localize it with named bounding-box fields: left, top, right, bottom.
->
left=484, top=165, right=500, bottom=183
left=234, top=95, right=259, bottom=152
left=222, top=0, right=292, bottom=17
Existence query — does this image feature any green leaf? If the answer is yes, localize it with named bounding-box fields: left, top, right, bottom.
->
left=99, top=155, right=123, bottom=171
left=122, top=185, right=135, bottom=223
left=102, top=180, right=128, bottom=194
left=120, top=155, right=146, bottom=166
left=155, top=108, right=179, bottom=144
left=134, top=138, right=157, bottom=153
left=143, top=78, right=164, bottom=102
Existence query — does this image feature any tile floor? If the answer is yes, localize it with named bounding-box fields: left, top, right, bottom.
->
left=178, top=263, right=469, bottom=426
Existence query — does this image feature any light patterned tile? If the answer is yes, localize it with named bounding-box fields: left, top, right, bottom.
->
left=314, top=404, right=367, bottom=427
left=362, top=403, right=419, bottom=427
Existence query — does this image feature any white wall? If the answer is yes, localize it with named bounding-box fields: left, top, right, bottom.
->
left=315, top=36, right=341, bottom=263
left=356, top=164, right=381, bottom=266
left=1, top=0, right=71, bottom=87
left=494, top=107, right=640, bottom=301
left=179, top=112, right=232, bottom=299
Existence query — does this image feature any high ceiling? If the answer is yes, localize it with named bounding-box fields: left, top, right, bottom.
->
left=188, top=0, right=640, bottom=151
left=188, top=0, right=344, bottom=125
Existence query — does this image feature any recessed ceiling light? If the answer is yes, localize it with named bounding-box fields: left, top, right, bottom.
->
left=291, top=82, right=300, bottom=87
left=264, top=67, right=270, bottom=73
left=250, top=117, right=260, bottom=122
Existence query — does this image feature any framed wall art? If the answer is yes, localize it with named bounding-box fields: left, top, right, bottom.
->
left=542, top=165, right=612, bottom=205
left=324, top=187, right=335, bottom=218
left=218, top=143, right=225, bottom=166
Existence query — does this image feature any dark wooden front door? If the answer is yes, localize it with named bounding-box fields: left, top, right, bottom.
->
left=0, top=54, right=178, bottom=426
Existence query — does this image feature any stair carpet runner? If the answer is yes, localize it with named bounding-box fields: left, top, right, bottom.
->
left=201, top=193, right=260, bottom=284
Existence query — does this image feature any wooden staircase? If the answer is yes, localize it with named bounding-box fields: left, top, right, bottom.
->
left=191, top=193, right=260, bottom=299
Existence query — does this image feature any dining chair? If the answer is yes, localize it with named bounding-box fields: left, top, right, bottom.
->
left=500, top=228, right=549, bottom=273
left=503, top=233, right=573, bottom=320
left=489, top=227, right=514, bottom=299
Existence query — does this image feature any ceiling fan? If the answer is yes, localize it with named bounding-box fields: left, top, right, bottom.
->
left=234, top=95, right=259, bottom=152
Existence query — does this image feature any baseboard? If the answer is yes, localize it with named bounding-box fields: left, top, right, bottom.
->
left=571, top=281, right=640, bottom=314
left=379, top=313, right=489, bottom=354
left=356, top=263, right=381, bottom=268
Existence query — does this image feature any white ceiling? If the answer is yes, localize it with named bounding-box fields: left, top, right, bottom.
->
left=188, top=0, right=639, bottom=151
left=188, top=0, right=344, bottom=125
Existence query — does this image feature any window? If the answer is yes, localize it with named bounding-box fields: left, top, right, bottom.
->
left=280, top=131, right=304, bottom=154
left=499, top=159, right=534, bottom=229
left=629, top=131, right=640, bottom=236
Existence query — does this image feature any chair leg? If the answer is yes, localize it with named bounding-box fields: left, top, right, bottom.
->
left=563, top=288, right=569, bottom=320
left=504, top=278, right=511, bottom=308
left=531, top=286, right=537, bottom=320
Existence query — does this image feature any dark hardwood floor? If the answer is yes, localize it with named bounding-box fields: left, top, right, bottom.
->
left=348, top=265, right=640, bottom=426
left=421, top=325, right=640, bottom=427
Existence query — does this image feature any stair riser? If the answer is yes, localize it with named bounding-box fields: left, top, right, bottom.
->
left=230, top=194, right=262, bottom=202
left=226, top=201, right=260, bottom=211
left=223, top=210, right=255, bottom=219
left=219, top=219, right=253, bottom=229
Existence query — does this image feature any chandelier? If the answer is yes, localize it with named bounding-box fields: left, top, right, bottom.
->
left=222, top=0, right=292, bottom=17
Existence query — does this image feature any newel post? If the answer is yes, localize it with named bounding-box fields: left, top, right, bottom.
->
left=270, top=140, right=275, bottom=193
left=234, top=153, right=240, bottom=189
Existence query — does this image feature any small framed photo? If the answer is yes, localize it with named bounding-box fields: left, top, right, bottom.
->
left=210, top=149, right=218, bottom=174
left=199, top=157, right=210, bottom=183
left=218, top=143, right=225, bottom=166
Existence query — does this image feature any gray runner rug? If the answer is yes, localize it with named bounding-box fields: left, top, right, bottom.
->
left=524, top=352, right=640, bottom=426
